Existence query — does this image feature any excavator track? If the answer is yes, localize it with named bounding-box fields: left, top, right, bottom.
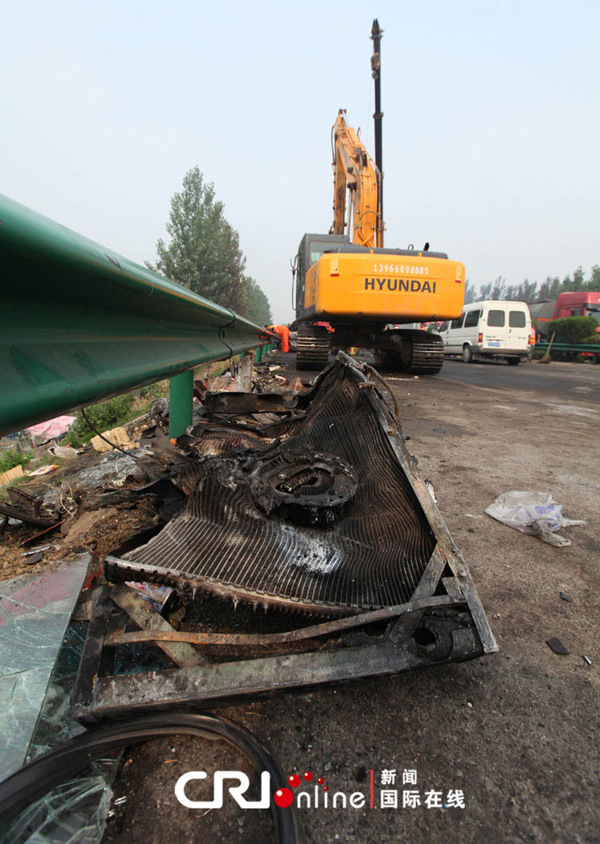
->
left=407, top=331, right=445, bottom=375
left=377, top=329, right=445, bottom=375
left=296, top=324, right=330, bottom=370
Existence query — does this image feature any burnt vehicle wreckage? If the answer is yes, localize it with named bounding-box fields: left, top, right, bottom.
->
left=72, top=353, right=496, bottom=720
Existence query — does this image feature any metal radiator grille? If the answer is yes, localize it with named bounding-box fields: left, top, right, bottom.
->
left=119, top=362, right=436, bottom=613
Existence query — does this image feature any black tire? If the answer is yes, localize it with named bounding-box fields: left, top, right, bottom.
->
left=462, top=345, right=473, bottom=363
left=507, top=357, right=520, bottom=366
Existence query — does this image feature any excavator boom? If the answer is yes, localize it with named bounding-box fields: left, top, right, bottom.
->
left=331, top=111, right=382, bottom=248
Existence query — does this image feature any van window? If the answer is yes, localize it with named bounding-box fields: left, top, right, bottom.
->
left=438, top=322, right=449, bottom=332
left=509, top=311, right=526, bottom=328
left=488, top=310, right=505, bottom=327
left=450, top=315, right=464, bottom=329
left=464, top=310, right=480, bottom=328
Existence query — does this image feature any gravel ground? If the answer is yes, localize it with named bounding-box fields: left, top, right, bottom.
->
left=104, top=356, right=599, bottom=844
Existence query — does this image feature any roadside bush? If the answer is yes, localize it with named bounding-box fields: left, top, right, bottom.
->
left=547, top=316, right=598, bottom=344
left=0, top=448, right=33, bottom=474
left=68, top=382, right=170, bottom=447
left=69, top=394, right=137, bottom=446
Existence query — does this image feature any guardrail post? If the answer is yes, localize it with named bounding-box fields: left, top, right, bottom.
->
left=169, top=370, right=194, bottom=438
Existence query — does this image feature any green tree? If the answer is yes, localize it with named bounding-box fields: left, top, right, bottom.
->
left=463, top=281, right=476, bottom=305
left=148, top=167, right=270, bottom=319
left=479, top=281, right=493, bottom=300
left=244, top=277, right=272, bottom=325
left=587, top=265, right=600, bottom=291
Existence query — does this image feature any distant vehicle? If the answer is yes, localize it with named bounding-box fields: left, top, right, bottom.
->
left=436, top=300, right=532, bottom=365
left=529, top=292, right=600, bottom=338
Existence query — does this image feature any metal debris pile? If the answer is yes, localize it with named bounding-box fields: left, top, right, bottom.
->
left=109, top=358, right=437, bottom=614
left=1, top=353, right=496, bottom=726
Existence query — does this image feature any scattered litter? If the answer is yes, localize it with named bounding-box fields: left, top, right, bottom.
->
left=20, top=521, right=65, bottom=545
left=583, top=655, right=592, bottom=666
left=546, top=637, right=569, bottom=655
left=0, top=487, right=59, bottom=528
left=23, top=551, right=44, bottom=566
left=560, top=592, right=573, bottom=603
left=150, top=397, right=170, bottom=422
left=27, top=464, right=59, bottom=477
left=91, top=426, right=137, bottom=453
left=27, top=415, right=76, bottom=444
left=0, top=464, right=25, bottom=486
left=72, top=447, right=150, bottom=489
left=48, top=445, right=80, bottom=461
left=22, top=545, right=51, bottom=556
left=124, top=581, right=174, bottom=612
left=485, top=491, right=586, bottom=547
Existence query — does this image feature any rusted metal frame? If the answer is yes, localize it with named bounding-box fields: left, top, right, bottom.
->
left=71, top=586, right=114, bottom=720
left=110, top=584, right=205, bottom=668
left=203, top=392, right=297, bottom=415
left=105, top=593, right=457, bottom=648
left=72, top=626, right=482, bottom=721
left=341, top=353, right=497, bottom=654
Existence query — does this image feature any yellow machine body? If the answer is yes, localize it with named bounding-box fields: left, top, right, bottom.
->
left=302, top=250, right=465, bottom=324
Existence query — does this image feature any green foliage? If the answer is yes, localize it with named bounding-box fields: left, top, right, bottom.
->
left=68, top=383, right=170, bottom=446
left=477, top=265, right=600, bottom=303
left=0, top=448, right=33, bottom=474
left=463, top=281, right=476, bottom=305
left=148, top=167, right=272, bottom=323
left=243, top=277, right=272, bottom=325
left=547, top=316, right=598, bottom=344
left=69, top=394, right=135, bottom=446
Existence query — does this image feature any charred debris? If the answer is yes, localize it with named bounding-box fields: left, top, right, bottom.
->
left=3, top=353, right=496, bottom=718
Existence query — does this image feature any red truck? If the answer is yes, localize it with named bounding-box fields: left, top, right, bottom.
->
left=529, top=292, right=600, bottom=338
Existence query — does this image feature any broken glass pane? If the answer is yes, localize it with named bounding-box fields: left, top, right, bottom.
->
left=0, top=557, right=89, bottom=781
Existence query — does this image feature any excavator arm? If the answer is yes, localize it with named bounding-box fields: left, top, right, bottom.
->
left=331, top=110, right=383, bottom=248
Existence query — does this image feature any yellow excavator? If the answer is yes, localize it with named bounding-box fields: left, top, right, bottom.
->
left=292, top=20, right=465, bottom=373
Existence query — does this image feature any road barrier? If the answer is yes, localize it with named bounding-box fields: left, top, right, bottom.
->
left=534, top=341, right=600, bottom=363
left=0, top=194, right=275, bottom=437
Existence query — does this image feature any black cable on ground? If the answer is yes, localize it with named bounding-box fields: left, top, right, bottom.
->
left=0, top=712, right=304, bottom=844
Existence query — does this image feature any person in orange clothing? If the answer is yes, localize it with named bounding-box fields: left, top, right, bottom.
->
left=266, top=324, right=290, bottom=353
left=275, top=324, right=290, bottom=353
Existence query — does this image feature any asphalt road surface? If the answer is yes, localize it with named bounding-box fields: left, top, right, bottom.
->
left=438, top=358, right=600, bottom=404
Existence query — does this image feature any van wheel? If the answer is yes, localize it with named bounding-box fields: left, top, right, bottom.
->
left=507, top=357, right=520, bottom=366
left=462, top=345, right=473, bottom=363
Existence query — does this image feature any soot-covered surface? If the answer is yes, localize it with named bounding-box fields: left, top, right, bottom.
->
left=119, top=360, right=436, bottom=612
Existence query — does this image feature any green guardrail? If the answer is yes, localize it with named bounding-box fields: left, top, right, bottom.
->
left=0, top=194, right=273, bottom=437
left=534, top=342, right=600, bottom=361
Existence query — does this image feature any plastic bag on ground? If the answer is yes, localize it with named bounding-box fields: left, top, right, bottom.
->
left=485, top=491, right=586, bottom=547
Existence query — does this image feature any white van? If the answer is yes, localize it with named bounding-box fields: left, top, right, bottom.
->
left=436, top=300, right=532, bottom=365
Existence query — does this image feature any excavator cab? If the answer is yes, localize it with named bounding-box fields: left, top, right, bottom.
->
left=294, top=233, right=350, bottom=321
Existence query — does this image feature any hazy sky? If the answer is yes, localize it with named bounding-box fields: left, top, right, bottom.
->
left=2, top=0, right=599, bottom=322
